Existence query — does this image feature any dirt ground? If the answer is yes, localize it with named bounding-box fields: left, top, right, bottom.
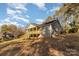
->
left=0, top=33, right=79, bottom=56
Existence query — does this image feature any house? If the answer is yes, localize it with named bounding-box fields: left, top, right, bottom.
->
left=26, top=16, right=63, bottom=39
left=0, top=32, right=3, bottom=42
left=26, top=23, right=42, bottom=39
left=41, top=17, right=63, bottom=38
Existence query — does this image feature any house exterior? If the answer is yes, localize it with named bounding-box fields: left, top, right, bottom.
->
left=41, top=19, right=63, bottom=38
left=26, top=17, right=63, bottom=39
left=26, top=23, right=42, bottom=39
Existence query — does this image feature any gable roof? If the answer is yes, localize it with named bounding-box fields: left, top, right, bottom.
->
left=26, top=23, right=40, bottom=29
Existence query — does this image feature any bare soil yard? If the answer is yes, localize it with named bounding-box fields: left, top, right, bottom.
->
left=0, top=33, right=79, bottom=56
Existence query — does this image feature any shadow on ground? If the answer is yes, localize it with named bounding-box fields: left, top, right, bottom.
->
left=0, top=34, right=79, bottom=56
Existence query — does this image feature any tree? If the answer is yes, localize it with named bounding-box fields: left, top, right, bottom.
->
left=1, top=24, right=9, bottom=33
left=15, top=27, right=25, bottom=38
left=68, top=20, right=78, bottom=33
left=1, top=24, right=25, bottom=40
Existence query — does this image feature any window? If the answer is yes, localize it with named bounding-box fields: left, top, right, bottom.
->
left=34, top=34, right=36, bottom=37
left=30, top=34, right=33, bottom=37
left=37, top=27, right=40, bottom=30
left=33, top=28, right=36, bottom=30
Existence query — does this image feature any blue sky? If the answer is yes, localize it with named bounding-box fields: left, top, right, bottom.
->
left=0, top=3, right=63, bottom=27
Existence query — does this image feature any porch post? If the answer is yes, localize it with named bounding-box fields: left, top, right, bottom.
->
left=49, top=24, right=53, bottom=38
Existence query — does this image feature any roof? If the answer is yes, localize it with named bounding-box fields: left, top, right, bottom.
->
left=26, top=23, right=40, bottom=29
left=26, top=16, right=59, bottom=29
left=43, top=16, right=54, bottom=24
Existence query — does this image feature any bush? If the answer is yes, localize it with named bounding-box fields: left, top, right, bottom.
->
left=68, top=27, right=78, bottom=33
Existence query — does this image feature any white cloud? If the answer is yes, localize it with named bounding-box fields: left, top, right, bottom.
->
left=22, top=19, right=30, bottom=23
left=11, top=15, right=30, bottom=23
left=7, top=4, right=27, bottom=16
left=8, top=3, right=27, bottom=11
left=33, top=3, right=46, bottom=10
left=2, top=17, right=19, bottom=26
left=7, top=8, right=16, bottom=16
left=26, top=15, right=30, bottom=18
left=2, top=20, right=25, bottom=27
left=0, top=21, right=19, bottom=27
left=4, top=17, right=10, bottom=22
left=3, top=3, right=30, bottom=27
left=16, top=16, right=29, bottom=23
left=47, top=7, right=60, bottom=14
left=36, top=19, right=44, bottom=24
left=7, top=8, right=23, bottom=18
left=50, top=7, right=60, bottom=12
left=10, top=22, right=19, bottom=26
